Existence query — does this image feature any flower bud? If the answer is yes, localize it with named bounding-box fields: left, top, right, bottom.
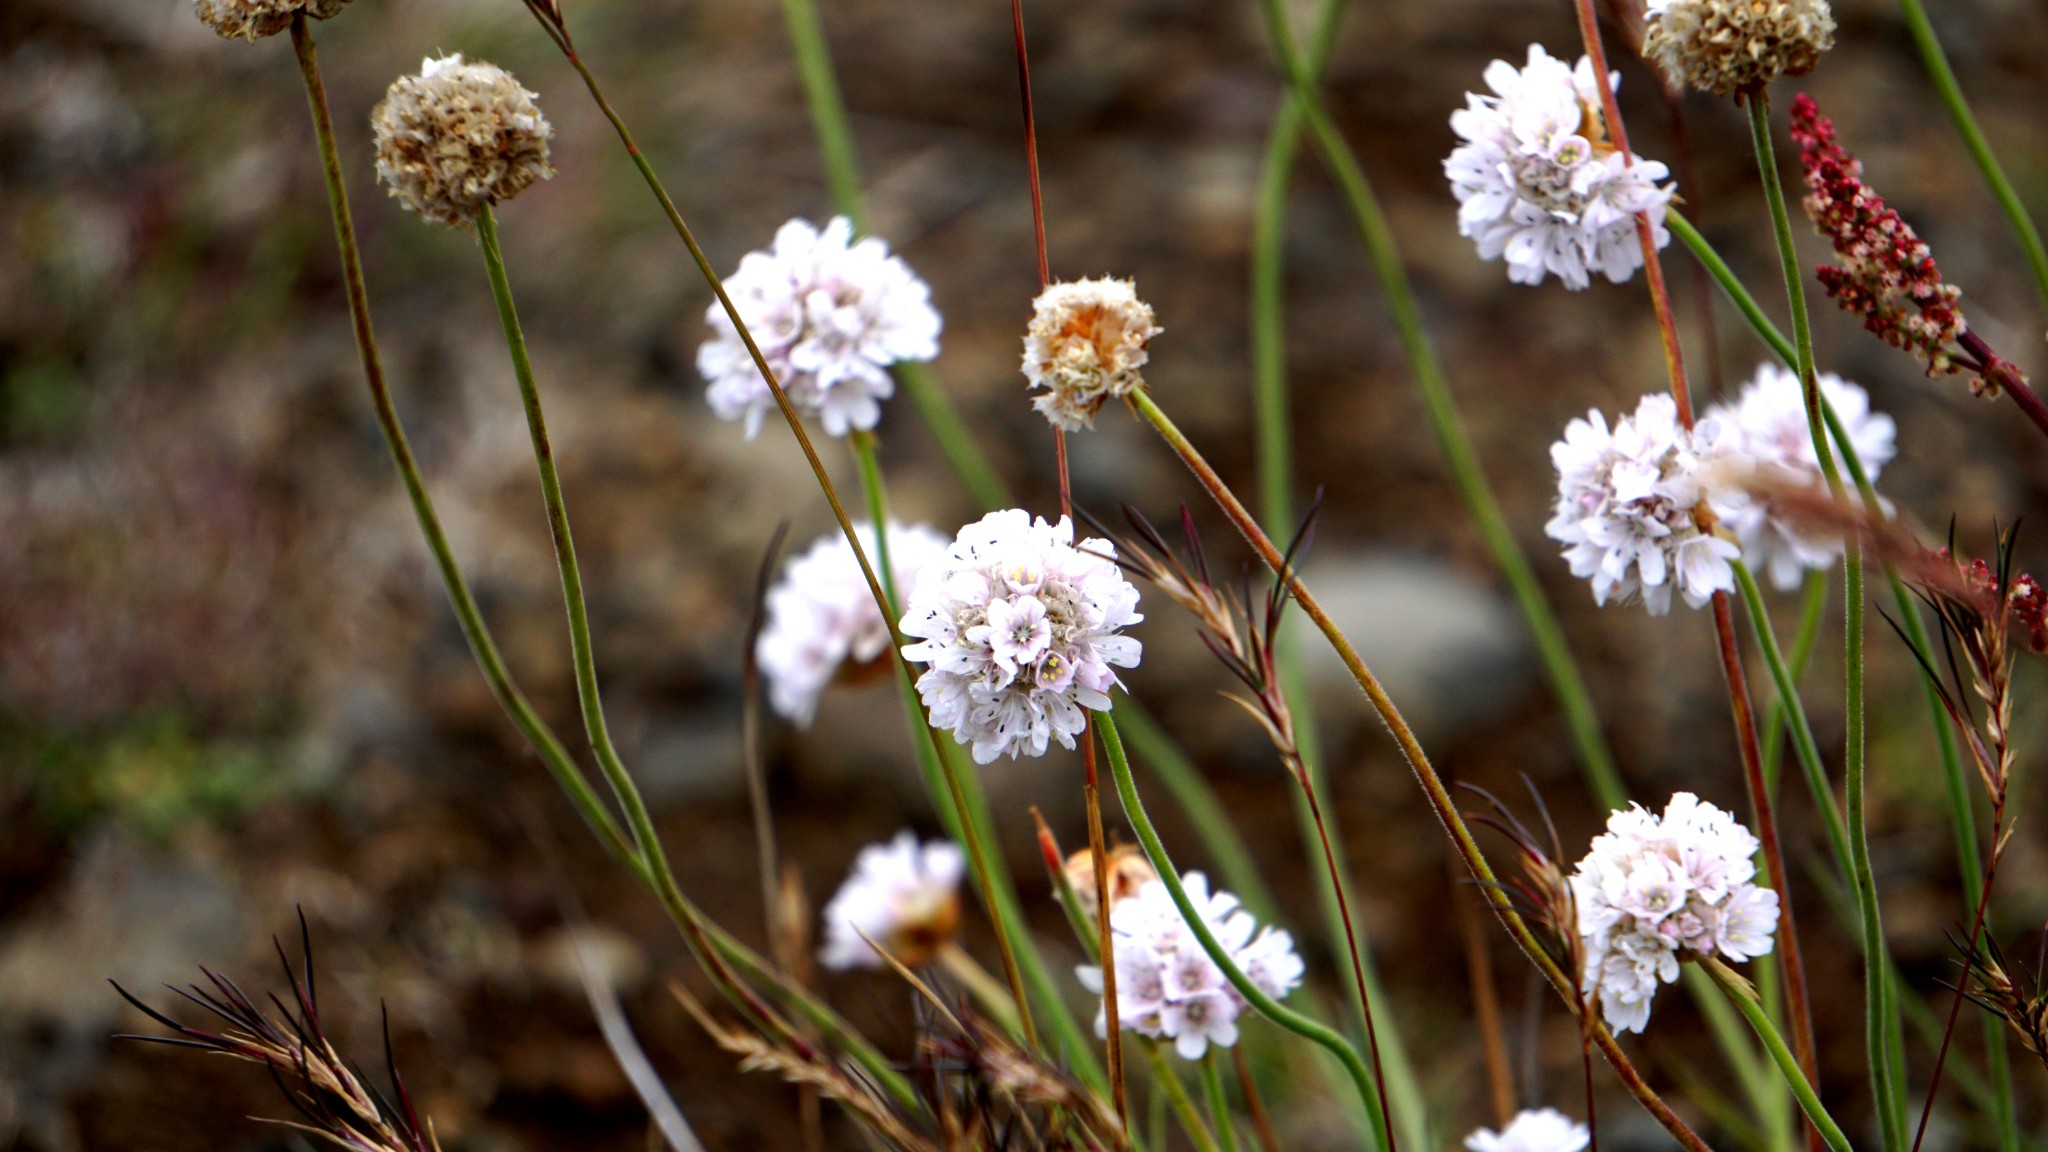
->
left=1022, top=278, right=1161, bottom=431
left=1641, top=0, right=1835, bottom=96
left=194, top=0, right=349, bottom=41
left=371, top=55, right=554, bottom=229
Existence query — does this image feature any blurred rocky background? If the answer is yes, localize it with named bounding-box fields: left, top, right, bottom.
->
left=3, top=0, right=2047, bottom=1147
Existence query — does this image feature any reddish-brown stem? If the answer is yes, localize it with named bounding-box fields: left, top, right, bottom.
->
left=1712, top=593, right=1825, bottom=1152
left=1232, top=1046, right=1281, bottom=1152
left=1008, top=0, right=1120, bottom=1124
left=1581, top=1016, right=1601, bottom=1152
left=1957, top=331, right=2048, bottom=440
left=1911, top=800, right=2006, bottom=1152
left=1296, top=771, right=1396, bottom=1151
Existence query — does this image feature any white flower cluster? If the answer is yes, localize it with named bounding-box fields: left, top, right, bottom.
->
left=819, top=831, right=965, bottom=971
left=1572, top=793, right=1779, bottom=1034
left=1705, top=363, right=1895, bottom=591
left=1465, top=1108, right=1590, bottom=1152
left=1547, top=392, right=1745, bottom=614
left=1445, top=45, right=1674, bottom=290
left=698, top=217, right=941, bottom=438
left=757, top=521, right=949, bottom=725
left=1077, top=872, right=1303, bottom=1060
left=899, top=510, right=1142, bottom=763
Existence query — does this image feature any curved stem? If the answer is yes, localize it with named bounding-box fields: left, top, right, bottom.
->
left=1100, top=713, right=1392, bottom=1149
left=1895, top=0, right=2048, bottom=311
left=1746, top=93, right=1900, bottom=1150
left=1704, top=959, right=1855, bottom=1152
left=1201, top=1051, right=1243, bottom=1152
left=290, top=18, right=636, bottom=867
left=1103, top=493, right=1711, bottom=1152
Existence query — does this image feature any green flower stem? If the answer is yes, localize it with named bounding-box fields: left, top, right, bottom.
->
left=290, top=19, right=636, bottom=867
left=1100, top=712, right=1392, bottom=1151
left=476, top=205, right=669, bottom=873
left=1732, top=561, right=1851, bottom=872
left=1248, top=0, right=1624, bottom=815
left=1201, top=1051, right=1243, bottom=1152
left=1896, top=0, right=2048, bottom=310
left=293, top=19, right=915, bottom=1115
left=895, top=361, right=1011, bottom=511
left=1748, top=93, right=1901, bottom=1149
left=1126, top=389, right=1714, bottom=1152
left=1109, top=705, right=1278, bottom=922
left=1704, top=958, right=1856, bottom=1152
left=1142, top=1042, right=1224, bottom=1152
left=1760, top=571, right=1830, bottom=796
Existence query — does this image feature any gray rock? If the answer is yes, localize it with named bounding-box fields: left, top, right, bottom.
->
left=1287, top=551, right=1533, bottom=744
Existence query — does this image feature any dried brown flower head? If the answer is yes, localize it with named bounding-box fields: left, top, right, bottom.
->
left=1642, top=0, right=1835, bottom=96
left=1022, top=277, right=1161, bottom=430
left=1062, top=844, right=1157, bottom=921
left=194, top=0, right=349, bottom=41
left=372, top=55, right=555, bottom=229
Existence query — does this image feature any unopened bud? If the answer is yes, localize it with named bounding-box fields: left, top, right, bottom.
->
left=1063, top=845, right=1157, bottom=921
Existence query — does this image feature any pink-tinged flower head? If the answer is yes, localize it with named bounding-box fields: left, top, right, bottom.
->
left=1445, top=45, right=1674, bottom=290
left=1705, top=363, right=1896, bottom=589
left=900, top=510, right=1142, bottom=763
left=1571, top=793, right=1779, bottom=1033
left=757, top=521, right=949, bottom=725
left=1075, top=872, right=1301, bottom=1061
left=819, top=832, right=965, bottom=970
left=1546, top=392, right=1749, bottom=614
left=699, top=217, right=941, bottom=438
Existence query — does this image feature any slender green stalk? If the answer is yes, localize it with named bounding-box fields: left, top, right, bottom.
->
left=1732, top=563, right=1851, bottom=872
left=290, top=19, right=637, bottom=868
left=1100, top=712, right=1392, bottom=1151
left=476, top=206, right=673, bottom=878
left=1761, top=572, right=1830, bottom=796
left=1141, top=1043, right=1224, bottom=1152
left=1748, top=94, right=1900, bottom=1150
left=1109, top=705, right=1278, bottom=921
left=1895, top=0, right=2048, bottom=310
left=1704, top=959, right=1856, bottom=1152
left=1201, top=1051, right=1243, bottom=1152
left=1247, top=0, right=1623, bottom=813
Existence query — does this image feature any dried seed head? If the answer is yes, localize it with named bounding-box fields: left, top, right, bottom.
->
left=1642, top=0, right=1835, bottom=96
left=193, top=0, right=349, bottom=41
left=371, top=55, right=554, bottom=229
left=1062, top=844, right=1157, bottom=921
left=1022, top=277, right=1161, bottom=431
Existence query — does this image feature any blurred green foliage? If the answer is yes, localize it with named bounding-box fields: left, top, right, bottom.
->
left=9, top=709, right=285, bottom=839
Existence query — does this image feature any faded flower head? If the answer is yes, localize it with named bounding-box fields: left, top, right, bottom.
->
left=819, top=831, right=965, bottom=971
left=1572, top=793, right=1780, bottom=1033
left=1445, top=45, right=1674, bottom=290
left=1643, top=0, right=1834, bottom=96
left=1022, top=278, right=1162, bottom=430
left=699, top=217, right=940, bottom=439
left=1063, top=844, right=1159, bottom=922
left=194, top=0, right=348, bottom=40
left=758, top=521, right=949, bottom=726
left=1706, top=363, right=1895, bottom=590
left=899, top=510, right=1143, bottom=764
left=1465, top=1108, right=1591, bottom=1152
left=1547, top=392, right=1747, bottom=615
left=1076, top=872, right=1302, bottom=1060
left=371, top=55, right=554, bottom=229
